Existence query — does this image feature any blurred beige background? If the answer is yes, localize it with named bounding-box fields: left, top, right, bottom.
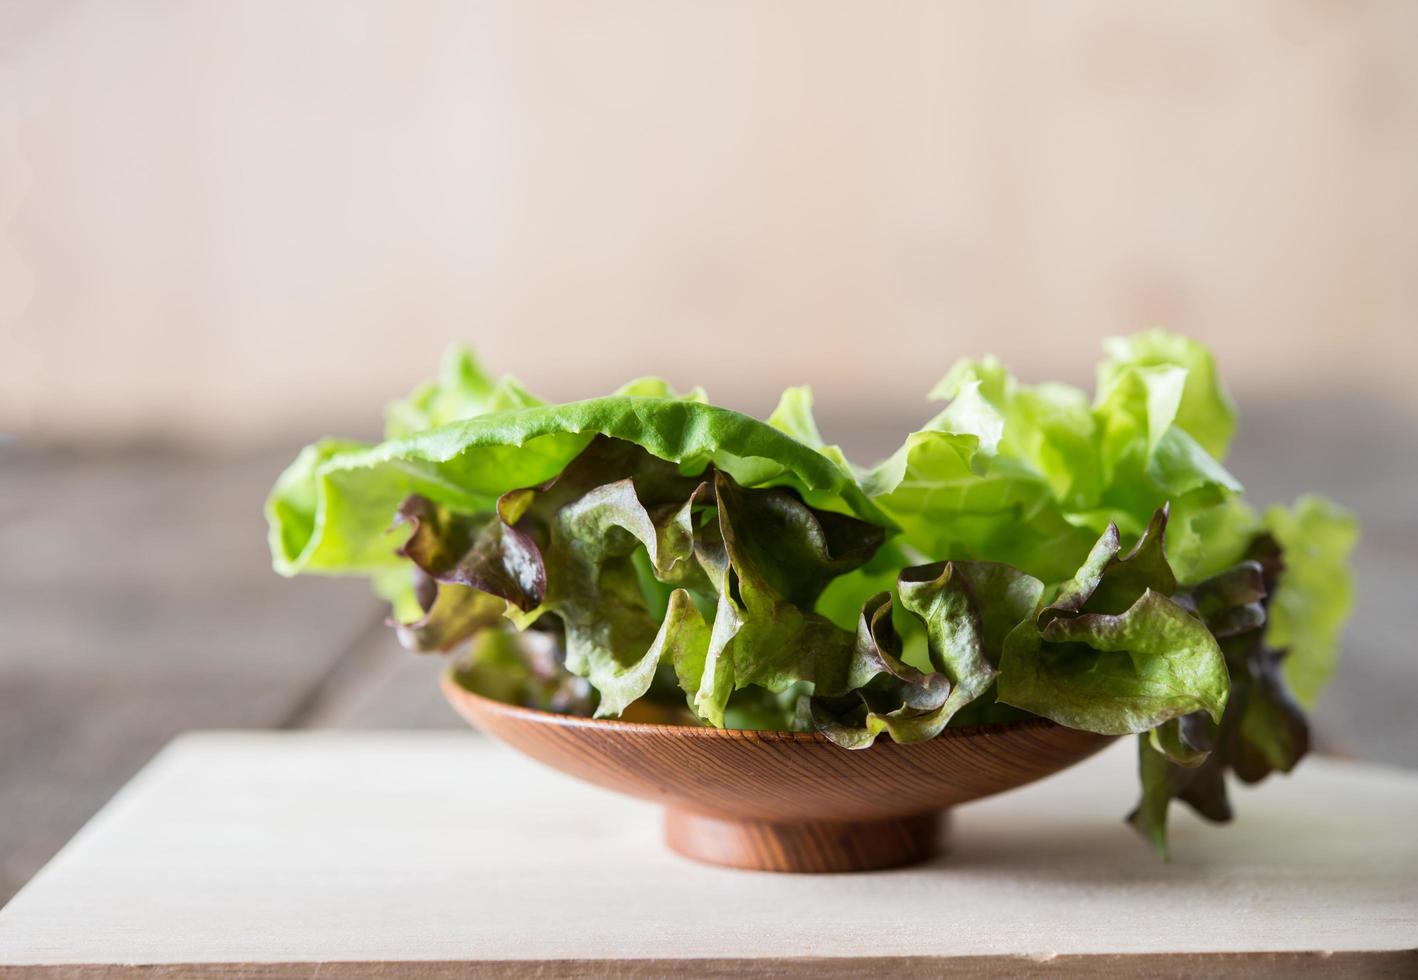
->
left=2, top=0, right=1416, bottom=444
left=2, top=0, right=1417, bottom=907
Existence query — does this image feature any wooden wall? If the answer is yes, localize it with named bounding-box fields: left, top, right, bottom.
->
left=2, top=0, right=1416, bottom=444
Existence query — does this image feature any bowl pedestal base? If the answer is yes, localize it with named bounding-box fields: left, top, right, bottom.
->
left=664, top=809, right=947, bottom=873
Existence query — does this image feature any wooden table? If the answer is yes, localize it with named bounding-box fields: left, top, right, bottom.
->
left=1, top=733, right=1414, bottom=977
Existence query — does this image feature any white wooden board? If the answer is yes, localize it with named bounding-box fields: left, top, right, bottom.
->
left=1, top=732, right=1415, bottom=977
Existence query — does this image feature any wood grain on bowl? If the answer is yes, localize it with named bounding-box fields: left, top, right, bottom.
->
left=664, top=808, right=948, bottom=873
left=442, top=672, right=1114, bottom=872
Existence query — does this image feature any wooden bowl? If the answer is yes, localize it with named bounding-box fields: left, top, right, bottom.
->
left=442, top=672, right=1114, bottom=873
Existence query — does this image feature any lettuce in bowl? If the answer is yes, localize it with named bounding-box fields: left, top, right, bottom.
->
left=267, top=334, right=1355, bottom=855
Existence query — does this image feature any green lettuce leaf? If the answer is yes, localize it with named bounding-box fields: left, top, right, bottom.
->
left=267, top=394, right=881, bottom=578
left=686, top=470, right=880, bottom=726
left=997, top=512, right=1230, bottom=735
left=856, top=336, right=1247, bottom=589
left=863, top=333, right=1245, bottom=588
left=1000, top=590, right=1228, bottom=735
left=766, top=384, right=857, bottom=477
left=384, top=345, right=542, bottom=438
left=1128, top=727, right=1231, bottom=858
left=899, top=561, right=1033, bottom=709
left=1097, top=329, right=1237, bottom=461
left=811, top=559, right=1042, bottom=747
left=402, top=438, right=713, bottom=717
left=535, top=480, right=693, bottom=716
left=861, top=391, right=1090, bottom=584
left=1263, top=495, right=1359, bottom=705
left=1042, top=506, right=1176, bottom=621
left=809, top=591, right=948, bottom=749
left=381, top=435, right=886, bottom=725
left=1126, top=535, right=1315, bottom=856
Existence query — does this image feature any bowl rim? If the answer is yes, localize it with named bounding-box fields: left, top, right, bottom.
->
left=441, top=667, right=1062, bottom=744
